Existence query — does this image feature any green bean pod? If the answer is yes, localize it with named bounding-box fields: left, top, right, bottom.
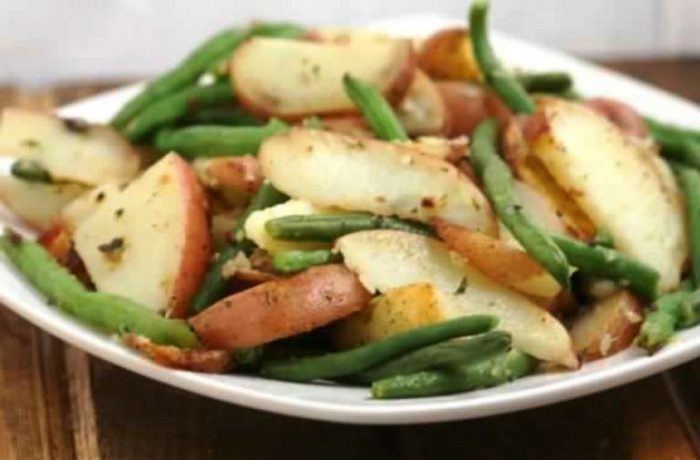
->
left=371, top=349, right=536, bottom=399
left=191, top=183, right=288, bottom=313
left=265, top=213, right=435, bottom=242
left=10, top=160, right=53, bottom=184
left=352, top=330, right=511, bottom=384
left=638, top=282, right=700, bottom=351
left=271, top=250, right=342, bottom=274
left=124, top=82, right=234, bottom=141
left=469, top=0, right=535, bottom=114
left=673, top=163, right=700, bottom=286
left=261, top=315, right=498, bottom=382
left=112, top=28, right=248, bottom=129
left=186, top=107, right=262, bottom=126
left=549, top=233, right=659, bottom=300
left=646, top=117, right=700, bottom=169
left=516, top=71, right=573, bottom=95
left=342, top=74, right=408, bottom=141
left=471, top=118, right=570, bottom=289
left=155, top=119, right=288, bottom=158
left=0, top=233, right=199, bottom=348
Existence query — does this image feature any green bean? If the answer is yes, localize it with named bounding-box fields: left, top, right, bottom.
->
left=352, top=330, right=511, bottom=384
left=249, top=22, right=307, bottom=39
left=10, top=160, right=52, bottom=184
left=673, top=163, right=700, bottom=286
left=271, top=250, right=342, bottom=274
left=591, top=228, right=615, bottom=248
left=646, top=117, right=700, bottom=169
left=516, top=71, right=573, bottom=94
left=638, top=282, right=699, bottom=351
left=469, top=0, right=535, bottom=114
left=342, top=74, right=408, bottom=141
left=549, top=233, right=659, bottom=300
left=265, top=213, right=435, bottom=242
left=186, top=107, right=262, bottom=126
left=371, top=349, right=535, bottom=399
left=124, top=82, right=233, bottom=141
left=112, top=28, right=248, bottom=129
left=261, top=315, right=498, bottom=382
left=191, top=183, right=287, bottom=313
left=471, top=118, right=570, bottom=289
left=155, top=119, right=288, bottom=158
left=0, top=233, right=199, bottom=348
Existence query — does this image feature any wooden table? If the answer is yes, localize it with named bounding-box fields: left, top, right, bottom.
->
left=1, top=59, right=700, bottom=460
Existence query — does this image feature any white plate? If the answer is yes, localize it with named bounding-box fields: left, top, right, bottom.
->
left=1, top=16, right=700, bottom=425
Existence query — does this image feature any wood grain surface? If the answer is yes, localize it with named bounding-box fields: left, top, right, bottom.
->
left=0, top=60, right=699, bottom=460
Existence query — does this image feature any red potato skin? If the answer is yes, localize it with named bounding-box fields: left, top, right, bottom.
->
left=189, top=265, right=371, bottom=349
left=123, top=334, right=234, bottom=373
left=231, top=42, right=417, bottom=121
left=38, top=222, right=92, bottom=286
left=585, top=98, right=650, bottom=138
left=167, top=155, right=212, bottom=319
left=437, top=82, right=511, bottom=137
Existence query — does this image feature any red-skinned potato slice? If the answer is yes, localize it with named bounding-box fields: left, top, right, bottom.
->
left=570, top=290, right=644, bottom=361
left=232, top=37, right=416, bottom=120
left=123, top=334, right=234, bottom=373
left=418, top=28, right=482, bottom=81
left=396, top=71, right=451, bottom=136
left=434, top=219, right=562, bottom=310
left=259, top=128, right=497, bottom=233
left=73, top=154, right=211, bottom=318
left=0, top=108, right=140, bottom=185
left=193, top=155, right=263, bottom=206
left=502, top=118, right=597, bottom=241
left=189, top=264, right=370, bottom=349
left=437, top=82, right=511, bottom=137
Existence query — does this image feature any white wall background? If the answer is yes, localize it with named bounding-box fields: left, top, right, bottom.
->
left=1, top=0, right=699, bottom=85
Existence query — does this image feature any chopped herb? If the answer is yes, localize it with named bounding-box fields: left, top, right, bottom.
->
left=455, top=277, right=469, bottom=295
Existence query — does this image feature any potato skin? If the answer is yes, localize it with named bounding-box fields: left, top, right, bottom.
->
left=436, top=82, right=510, bottom=137
left=189, top=264, right=371, bottom=349
left=418, top=28, right=481, bottom=81
left=570, top=290, right=644, bottom=361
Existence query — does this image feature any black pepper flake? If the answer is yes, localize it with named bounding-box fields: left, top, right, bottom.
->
left=454, top=277, right=468, bottom=295
left=95, top=192, right=106, bottom=203
left=21, top=139, right=40, bottom=148
left=114, top=208, right=124, bottom=219
left=98, top=237, right=125, bottom=255
left=62, top=117, right=90, bottom=134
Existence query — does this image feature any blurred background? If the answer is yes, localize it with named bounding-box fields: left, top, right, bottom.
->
left=1, top=0, right=700, bottom=85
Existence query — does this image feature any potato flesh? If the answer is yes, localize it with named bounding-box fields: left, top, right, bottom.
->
left=532, top=99, right=686, bottom=292
left=260, top=128, right=495, bottom=232
left=396, top=71, right=448, bottom=136
left=0, top=176, right=86, bottom=231
left=244, top=199, right=332, bottom=254
left=74, top=154, right=207, bottom=313
left=232, top=37, right=414, bottom=118
left=570, top=290, right=643, bottom=360
left=335, top=230, right=577, bottom=367
left=0, top=108, right=139, bottom=185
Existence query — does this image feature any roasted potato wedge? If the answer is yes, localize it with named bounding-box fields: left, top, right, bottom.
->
left=530, top=98, right=687, bottom=291
left=259, top=128, right=496, bottom=233
left=335, top=230, right=577, bottom=367
left=0, top=108, right=140, bottom=185
left=396, top=71, right=451, bottom=136
left=74, top=154, right=210, bottom=317
left=0, top=176, right=86, bottom=231
left=193, top=155, right=263, bottom=206
left=232, top=37, right=415, bottom=119
left=434, top=219, right=562, bottom=307
left=437, top=81, right=510, bottom=137
left=189, top=264, right=370, bottom=349
left=570, top=290, right=644, bottom=361
left=418, top=28, right=481, bottom=81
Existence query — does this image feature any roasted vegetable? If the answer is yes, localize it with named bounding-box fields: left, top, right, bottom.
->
left=342, top=74, right=408, bottom=141
left=271, top=249, right=342, bottom=273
